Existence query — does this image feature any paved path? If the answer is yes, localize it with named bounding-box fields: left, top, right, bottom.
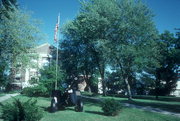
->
left=0, top=93, right=20, bottom=102
left=81, top=95, right=180, bottom=118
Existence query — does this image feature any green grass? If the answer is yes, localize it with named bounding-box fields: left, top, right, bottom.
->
left=101, top=93, right=180, bottom=102
left=0, top=95, right=180, bottom=121
left=0, top=93, right=5, bottom=97
left=82, top=92, right=180, bottom=113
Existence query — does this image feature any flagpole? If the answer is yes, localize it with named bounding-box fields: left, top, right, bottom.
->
left=55, top=38, right=58, bottom=90
left=55, top=13, right=60, bottom=90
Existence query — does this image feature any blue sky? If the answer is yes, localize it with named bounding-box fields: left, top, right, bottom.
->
left=19, top=0, right=180, bottom=45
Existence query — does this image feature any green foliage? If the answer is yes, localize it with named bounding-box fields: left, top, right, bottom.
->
left=29, top=77, right=38, bottom=85
left=62, top=0, right=120, bottom=96
left=105, top=0, right=159, bottom=99
left=0, top=6, right=42, bottom=85
left=62, top=0, right=159, bottom=98
left=39, top=63, right=65, bottom=92
left=0, top=9, right=40, bottom=65
left=0, top=0, right=18, bottom=19
left=22, top=85, right=49, bottom=97
left=154, top=30, right=180, bottom=96
left=1, top=0, right=18, bottom=10
left=22, top=63, right=65, bottom=97
left=106, top=71, right=125, bottom=94
left=101, top=98, right=122, bottom=116
left=0, top=98, right=43, bottom=121
left=0, top=65, right=7, bottom=87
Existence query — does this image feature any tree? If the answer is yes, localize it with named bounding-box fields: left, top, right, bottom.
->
left=106, top=71, right=125, bottom=94
left=39, top=62, right=65, bottom=93
left=104, top=0, right=159, bottom=100
left=1, top=0, right=18, bottom=10
left=155, top=30, right=180, bottom=98
left=62, top=0, right=160, bottom=98
left=0, top=0, right=18, bottom=18
left=60, top=38, right=97, bottom=92
left=62, top=0, right=119, bottom=96
left=0, top=0, right=18, bottom=87
left=0, top=7, right=42, bottom=89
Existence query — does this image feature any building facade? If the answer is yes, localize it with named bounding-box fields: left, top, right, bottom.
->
left=14, top=43, right=54, bottom=88
left=172, top=70, right=180, bottom=97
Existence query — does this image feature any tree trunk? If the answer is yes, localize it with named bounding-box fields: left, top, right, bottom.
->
left=101, top=74, right=106, bottom=96
left=83, top=71, right=92, bottom=93
left=91, top=47, right=106, bottom=96
left=124, top=77, right=132, bottom=100
left=6, top=67, right=15, bottom=92
left=118, top=62, right=133, bottom=100
left=87, top=86, right=91, bottom=93
left=155, top=79, right=160, bottom=100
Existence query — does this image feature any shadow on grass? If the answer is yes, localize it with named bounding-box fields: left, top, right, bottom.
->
left=40, top=106, right=51, bottom=113
left=65, top=107, right=75, bottom=111
left=82, top=97, right=102, bottom=107
left=41, top=106, right=76, bottom=113
left=85, top=110, right=104, bottom=116
left=83, top=101, right=101, bottom=107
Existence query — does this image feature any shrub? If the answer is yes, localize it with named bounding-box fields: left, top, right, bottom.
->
left=101, top=98, right=122, bottom=116
left=0, top=98, right=43, bottom=121
left=22, top=85, right=49, bottom=97
left=29, top=77, right=38, bottom=84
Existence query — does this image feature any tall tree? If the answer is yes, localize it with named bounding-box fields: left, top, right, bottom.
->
left=62, top=0, right=159, bottom=98
left=155, top=30, right=180, bottom=98
left=0, top=8, right=42, bottom=88
left=61, top=27, right=97, bottom=92
left=105, top=0, right=159, bottom=100
left=62, top=0, right=118, bottom=95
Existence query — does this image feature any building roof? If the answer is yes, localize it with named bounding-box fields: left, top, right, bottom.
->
left=35, top=43, right=52, bottom=55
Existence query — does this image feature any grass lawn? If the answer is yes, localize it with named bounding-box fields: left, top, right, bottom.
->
left=0, top=93, right=5, bottom=97
left=100, top=96, right=180, bottom=113
left=82, top=92, right=180, bottom=113
left=106, top=94, right=180, bottom=102
left=0, top=95, right=180, bottom=121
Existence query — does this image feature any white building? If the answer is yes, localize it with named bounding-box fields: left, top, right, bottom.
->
left=13, top=43, right=54, bottom=88
left=173, top=80, right=180, bottom=97
left=172, top=70, right=180, bottom=97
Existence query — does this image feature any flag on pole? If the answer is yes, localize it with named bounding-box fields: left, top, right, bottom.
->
left=54, top=14, right=60, bottom=42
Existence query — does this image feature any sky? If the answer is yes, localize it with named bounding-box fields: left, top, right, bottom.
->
left=18, top=0, right=180, bottom=45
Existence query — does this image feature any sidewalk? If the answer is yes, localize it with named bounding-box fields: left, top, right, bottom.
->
left=81, top=95, right=180, bottom=118
left=0, top=93, right=20, bottom=102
